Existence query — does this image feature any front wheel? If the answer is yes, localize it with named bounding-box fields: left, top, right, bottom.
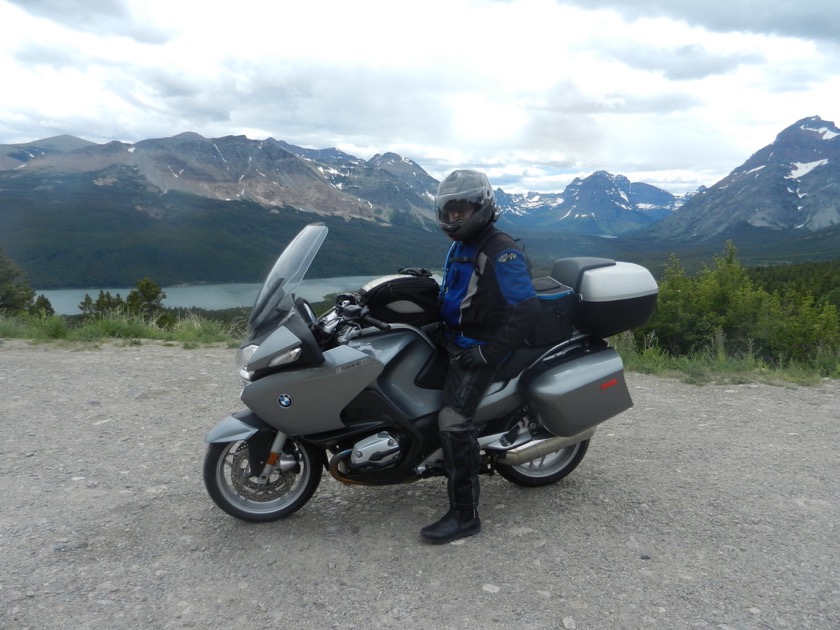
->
left=495, top=439, right=589, bottom=487
left=203, top=437, right=323, bottom=522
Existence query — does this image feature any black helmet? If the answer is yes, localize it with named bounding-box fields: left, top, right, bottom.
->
left=435, top=169, right=499, bottom=241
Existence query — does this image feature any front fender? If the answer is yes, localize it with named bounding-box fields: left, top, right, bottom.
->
left=205, top=410, right=274, bottom=443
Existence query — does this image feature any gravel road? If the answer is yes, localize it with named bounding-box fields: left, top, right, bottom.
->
left=1, top=339, right=838, bottom=630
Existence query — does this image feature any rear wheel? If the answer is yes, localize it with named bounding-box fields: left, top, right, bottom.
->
left=203, top=437, right=322, bottom=522
left=494, top=439, right=589, bottom=487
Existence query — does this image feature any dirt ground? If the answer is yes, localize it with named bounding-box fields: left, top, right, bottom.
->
left=1, top=339, right=838, bottom=629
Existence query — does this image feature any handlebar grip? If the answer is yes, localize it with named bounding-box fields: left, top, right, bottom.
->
left=361, top=309, right=391, bottom=330
left=338, top=304, right=391, bottom=330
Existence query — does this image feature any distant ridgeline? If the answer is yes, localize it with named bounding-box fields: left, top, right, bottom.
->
left=0, top=116, right=838, bottom=288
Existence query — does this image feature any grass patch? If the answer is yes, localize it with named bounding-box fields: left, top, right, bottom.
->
left=1, top=311, right=244, bottom=348
left=610, top=331, right=835, bottom=385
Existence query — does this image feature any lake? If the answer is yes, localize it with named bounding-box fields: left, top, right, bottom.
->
left=37, top=276, right=383, bottom=315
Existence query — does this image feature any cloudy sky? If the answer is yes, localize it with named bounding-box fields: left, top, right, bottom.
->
left=1, top=0, right=838, bottom=194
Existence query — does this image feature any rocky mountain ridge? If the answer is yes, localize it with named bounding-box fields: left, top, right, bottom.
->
left=652, top=116, right=840, bottom=239
left=496, top=171, right=692, bottom=236
left=0, top=133, right=436, bottom=225
left=0, top=132, right=677, bottom=236
left=4, top=116, right=837, bottom=240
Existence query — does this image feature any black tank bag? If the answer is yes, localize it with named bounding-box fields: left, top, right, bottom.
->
left=359, top=268, right=440, bottom=327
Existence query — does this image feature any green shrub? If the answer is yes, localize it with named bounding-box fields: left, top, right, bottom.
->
left=0, top=315, right=28, bottom=338
left=171, top=312, right=242, bottom=348
left=25, top=314, right=69, bottom=340
left=75, top=313, right=159, bottom=341
left=638, top=242, right=840, bottom=377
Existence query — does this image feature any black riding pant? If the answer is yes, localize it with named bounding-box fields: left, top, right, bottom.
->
left=437, top=343, right=496, bottom=510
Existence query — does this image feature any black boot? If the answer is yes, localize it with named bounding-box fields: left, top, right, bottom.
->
left=420, top=507, right=480, bottom=544
left=421, top=430, right=481, bottom=544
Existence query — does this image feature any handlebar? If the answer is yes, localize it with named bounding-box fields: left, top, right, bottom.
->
left=361, top=311, right=391, bottom=331
left=336, top=304, right=391, bottom=331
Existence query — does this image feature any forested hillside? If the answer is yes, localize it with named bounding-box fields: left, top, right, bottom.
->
left=747, top=259, right=840, bottom=310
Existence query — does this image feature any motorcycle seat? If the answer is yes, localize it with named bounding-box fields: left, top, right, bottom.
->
left=498, top=345, right=547, bottom=381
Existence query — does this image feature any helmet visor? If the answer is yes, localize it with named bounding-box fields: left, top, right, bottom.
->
left=439, top=199, right=478, bottom=224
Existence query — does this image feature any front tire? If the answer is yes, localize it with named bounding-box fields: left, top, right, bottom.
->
left=495, top=439, right=589, bottom=487
left=203, top=437, right=323, bottom=522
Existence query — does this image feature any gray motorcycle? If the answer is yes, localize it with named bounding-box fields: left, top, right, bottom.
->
left=203, top=222, right=658, bottom=522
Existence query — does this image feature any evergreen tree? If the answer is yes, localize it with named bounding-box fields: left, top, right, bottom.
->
left=126, top=278, right=167, bottom=319
left=31, top=294, right=55, bottom=317
left=126, top=278, right=173, bottom=327
left=0, top=249, right=36, bottom=315
left=79, top=291, right=125, bottom=319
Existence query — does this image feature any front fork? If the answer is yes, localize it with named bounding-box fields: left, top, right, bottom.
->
left=254, top=431, right=290, bottom=485
left=205, top=412, right=298, bottom=485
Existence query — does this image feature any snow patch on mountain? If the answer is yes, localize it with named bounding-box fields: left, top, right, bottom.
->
left=801, top=119, right=839, bottom=140
left=786, top=159, right=829, bottom=179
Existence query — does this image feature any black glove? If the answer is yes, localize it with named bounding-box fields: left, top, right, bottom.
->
left=455, top=346, right=489, bottom=370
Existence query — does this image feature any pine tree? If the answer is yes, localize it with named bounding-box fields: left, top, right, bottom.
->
left=0, top=249, right=36, bottom=315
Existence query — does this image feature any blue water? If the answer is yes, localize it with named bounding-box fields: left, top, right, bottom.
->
left=37, top=276, right=381, bottom=315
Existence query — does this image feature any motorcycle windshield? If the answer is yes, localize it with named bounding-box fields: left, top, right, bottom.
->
left=248, top=222, right=329, bottom=330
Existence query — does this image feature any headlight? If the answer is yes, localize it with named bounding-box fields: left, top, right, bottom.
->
left=236, top=343, right=302, bottom=382
left=268, top=347, right=302, bottom=368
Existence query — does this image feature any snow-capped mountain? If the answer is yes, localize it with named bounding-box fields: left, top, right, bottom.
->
left=498, top=171, right=683, bottom=236
left=652, top=116, right=840, bottom=240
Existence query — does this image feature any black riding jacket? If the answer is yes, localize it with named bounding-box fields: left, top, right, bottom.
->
left=440, top=227, right=540, bottom=365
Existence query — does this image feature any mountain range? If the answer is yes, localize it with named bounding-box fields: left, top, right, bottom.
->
left=495, top=171, right=690, bottom=236
left=0, top=116, right=838, bottom=288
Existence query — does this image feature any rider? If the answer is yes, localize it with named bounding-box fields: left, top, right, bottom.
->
left=421, top=169, right=540, bottom=544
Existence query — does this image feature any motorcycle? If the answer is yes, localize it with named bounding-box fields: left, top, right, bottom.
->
left=203, top=222, right=658, bottom=522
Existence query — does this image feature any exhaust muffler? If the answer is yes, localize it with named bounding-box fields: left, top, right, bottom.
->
left=494, top=429, right=595, bottom=466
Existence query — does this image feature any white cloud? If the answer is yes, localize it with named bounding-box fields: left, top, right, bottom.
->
left=1, top=0, right=838, bottom=194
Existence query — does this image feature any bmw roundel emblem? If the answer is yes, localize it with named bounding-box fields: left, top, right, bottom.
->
left=278, top=394, right=293, bottom=408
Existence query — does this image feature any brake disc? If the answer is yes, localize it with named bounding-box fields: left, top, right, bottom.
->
left=229, top=442, right=296, bottom=501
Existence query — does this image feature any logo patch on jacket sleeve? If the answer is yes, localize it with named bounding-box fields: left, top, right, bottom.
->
left=497, top=252, right=519, bottom=263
